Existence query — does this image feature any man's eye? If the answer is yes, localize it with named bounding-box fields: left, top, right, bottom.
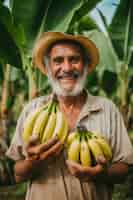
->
left=54, top=57, right=63, bottom=64
left=70, top=56, right=80, bottom=63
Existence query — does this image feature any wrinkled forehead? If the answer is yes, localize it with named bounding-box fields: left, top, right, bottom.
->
left=46, top=39, right=87, bottom=57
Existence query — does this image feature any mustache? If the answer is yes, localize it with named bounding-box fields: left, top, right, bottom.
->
left=56, top=70, right=81, bottom=79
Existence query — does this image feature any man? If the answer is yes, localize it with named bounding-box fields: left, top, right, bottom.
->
left=6, top=32, right=133, bottom=200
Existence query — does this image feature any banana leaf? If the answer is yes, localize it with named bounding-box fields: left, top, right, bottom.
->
left=10, top=0, right=101, bottom=52
left=0, top=3, right=24, bottom=68
left=84, top=30, right=119, bottom=73
left=109, top=0, right=133, bottom=66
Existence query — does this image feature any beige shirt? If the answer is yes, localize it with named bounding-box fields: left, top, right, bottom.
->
left=6, top=92, right=133, bottom=200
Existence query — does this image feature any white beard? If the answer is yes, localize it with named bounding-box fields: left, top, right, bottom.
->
left=47, top=66, right=88, bottom=97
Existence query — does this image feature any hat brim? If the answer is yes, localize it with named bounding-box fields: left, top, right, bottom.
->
left=33, top=32, right=99, bottom=74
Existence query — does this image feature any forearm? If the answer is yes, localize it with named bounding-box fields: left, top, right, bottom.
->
left=97, top=162, right=128, bottom=184
left=107, top=162, right=128, bottom=183
left=14, top=159, right=41, bottom=182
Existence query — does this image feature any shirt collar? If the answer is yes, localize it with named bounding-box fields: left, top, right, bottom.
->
left=77, top=90, right=103, bottom=122
left=48, top=90, right=103, bottom=119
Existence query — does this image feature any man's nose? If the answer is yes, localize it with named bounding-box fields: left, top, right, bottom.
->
left=63, top=59, right=72, bottom=71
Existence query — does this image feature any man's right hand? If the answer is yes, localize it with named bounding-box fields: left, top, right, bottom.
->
left=14, top=136, right=63, bottom=183
left=26, top=135, right=63, bottom=162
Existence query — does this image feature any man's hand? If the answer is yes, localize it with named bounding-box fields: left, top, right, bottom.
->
left=14, top=136, right=63, bottom=183
left=66, top=156, right=107, bottom=182
left=26, top=135, right=63, bottom=162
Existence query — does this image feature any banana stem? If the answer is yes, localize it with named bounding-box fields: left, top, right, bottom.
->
left=47, top=100, right=54, bottom=113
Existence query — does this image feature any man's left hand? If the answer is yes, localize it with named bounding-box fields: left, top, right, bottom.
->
left=66, top=156, right=107, bottom=181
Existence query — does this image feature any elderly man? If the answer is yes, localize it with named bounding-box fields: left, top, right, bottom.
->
left=6, top=32, right=133, bottom=200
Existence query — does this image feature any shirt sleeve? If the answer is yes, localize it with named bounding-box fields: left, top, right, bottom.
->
left=110, top=102, right=133, bottom=165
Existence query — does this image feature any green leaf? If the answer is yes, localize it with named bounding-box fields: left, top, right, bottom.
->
left=0, top=62, right=4, bottom=82
left=68, top=14, right=99, bottom=34
left=11, top=0, right=50, bottom=50
left=11, top=0, right=101, bottom=51
left=101, top=70, right=118, bottom=96
left=0, top=4, right=23, bottom=68
left=97, top=8, right=108, bottom=31
left=109, top=0, right=133, bottom=65
left=10, top=66, right=24, bottom=82
left=84, top=30, right=119, bottom=72
left=43, top=0, right=83, bottom=32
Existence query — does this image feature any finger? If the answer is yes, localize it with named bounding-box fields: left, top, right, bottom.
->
left=84, top=164, right=104, bottom=176
left=26, top=155, right=40, bottom=161
left=40, top=140, right=62, bottom=160
left=66, top=160, right=103, bottom=177
left=38, top=136, right=59, bottom=153
left=26, top=135, right=40, bottom=149
left=66, top=160, right=83, bottom=176
left=27, top=136, right=59, bottom=156
left=96, top=156, right=107, bottom=165
left=55, top=145, right=63, bottom=156
left=66, top=160, right=82, bottom=170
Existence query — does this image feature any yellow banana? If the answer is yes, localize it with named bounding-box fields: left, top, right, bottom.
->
left=68, top=137, right=80, bottom=162
left=32, top=108, right=49, bottom=139
left=42, top=109, right=56, bottom=142
left=22, top=106, right=46, bottom=142
left=92, top=130, right=104, bottom=139
left=60, top=118, right=68, bottom=143
left=52, top=108, right=66, bottom=139
left=66, top=132, right=77, bottom=148
left=88, top=138, right=104, bottom=161
left=96, top=138, right=112, bottom=160
left=80, top=137, right=91, bottom=166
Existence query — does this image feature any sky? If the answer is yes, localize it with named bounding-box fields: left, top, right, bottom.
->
left=90, top=0, right=120, bottom=32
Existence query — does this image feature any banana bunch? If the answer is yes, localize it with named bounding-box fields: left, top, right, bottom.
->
left=22, top=100, right=68, bottom=144
left=66, top=127, right=112, bottom=166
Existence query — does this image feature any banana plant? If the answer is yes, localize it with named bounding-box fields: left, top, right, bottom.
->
left=97, top=0, right=133, bottom=128
left=68, top=0, right=133, bottom=129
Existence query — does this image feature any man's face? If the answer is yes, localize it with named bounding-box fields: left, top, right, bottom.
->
left=47, top=42, right=88, bottom=96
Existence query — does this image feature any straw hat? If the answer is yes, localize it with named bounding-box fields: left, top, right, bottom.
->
left=33, top=32, right=99, bottom=74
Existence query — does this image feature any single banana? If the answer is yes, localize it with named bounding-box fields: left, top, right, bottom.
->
left=66, top=132, right=77, bottom=148
left=92, top=131, right=104, bottom=139
left=88, top=138, right=104, bottom=162
left=22, top=105, right=46, bottom=142
left=68, top=137, right=80, bottom=162
left=80, top=136, right=91, bottom=166
left=52, top=108, right=66, bottom=139
left=96, top=138, right=112, bottom=160
left=32, top=108, right=49, bottom=139
left=42, top=107, right=56, bottom=142
left=60, top=118, right=68, bottom=143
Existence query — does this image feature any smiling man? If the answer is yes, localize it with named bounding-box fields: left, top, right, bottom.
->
left=6, top=32, right=133, bottom=200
